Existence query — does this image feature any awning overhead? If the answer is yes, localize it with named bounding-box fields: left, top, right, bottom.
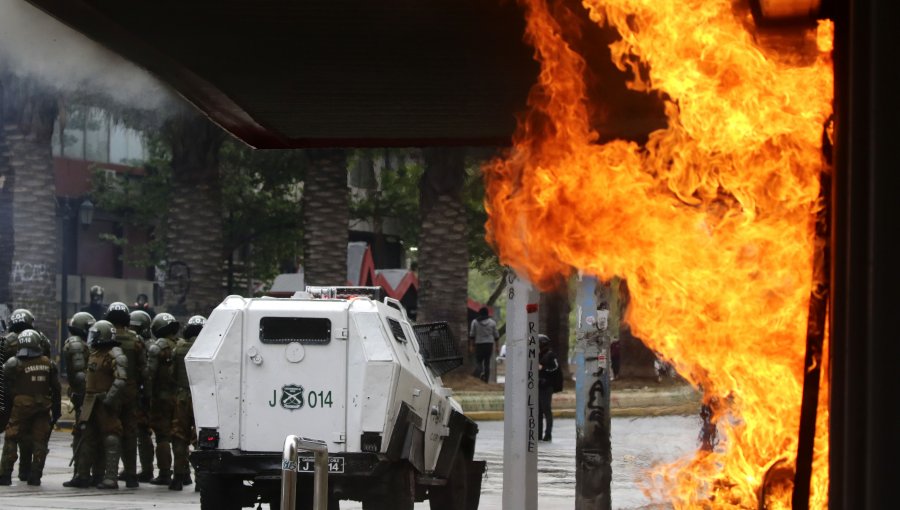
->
left=26, top=0, right=663, bottom=148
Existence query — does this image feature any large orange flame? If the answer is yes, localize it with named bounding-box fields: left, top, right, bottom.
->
left=485, top=0, right=833, bottom=507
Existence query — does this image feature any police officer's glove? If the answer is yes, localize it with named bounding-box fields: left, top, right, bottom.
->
left=52, top=400, right=62, bottom=426
left=71, top=392, right=84, bottom=410
left=102, top=392, right=118, bottom=408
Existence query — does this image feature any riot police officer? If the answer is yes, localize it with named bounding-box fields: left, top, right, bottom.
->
left=61, top=312, right=95, bottom=486
left=129, top=310, right=155, bottom=482
left=81, top=285, right=107, bottom=321
left=105, top=302, right=146, bottom=488
left=146, top=313, right=180, bottom=485
left=0, top=309, right=52, bottom=481
left=0, top=329, right=61, bottom=486
left=169, top=315, right=204, bottom=490
left=69, top=320, right=127, bottom=489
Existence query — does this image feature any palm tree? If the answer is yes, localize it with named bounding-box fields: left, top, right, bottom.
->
left=159, top=111, right=226, bottom=319
left=0, top=73, right=59, bottom=336
left=302, top=149, right=349, bottom=287
left=417, top=148, right=470, bottom=364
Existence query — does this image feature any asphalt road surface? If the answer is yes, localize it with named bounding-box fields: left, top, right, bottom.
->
left=0, top=415, right=699, bottom=509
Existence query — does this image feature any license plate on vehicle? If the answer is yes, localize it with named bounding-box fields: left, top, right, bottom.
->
left=297, top=456, right=344, bottom=473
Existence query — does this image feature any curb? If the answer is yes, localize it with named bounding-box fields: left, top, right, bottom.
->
left=456, top=384, right=701, bottom=421
left=464, top=402, right=700, bottom=421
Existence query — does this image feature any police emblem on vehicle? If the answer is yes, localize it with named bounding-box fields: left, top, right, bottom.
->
left=280, top=385, right=304, bottom=410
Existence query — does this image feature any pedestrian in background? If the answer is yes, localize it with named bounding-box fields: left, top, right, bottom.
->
left=538, top=334, right=562, bottom=442
left=132, top=294, right=156, bottom=319
left=469, top=307, right=499, bottom=383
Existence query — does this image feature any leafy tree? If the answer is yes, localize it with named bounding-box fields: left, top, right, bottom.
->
left=90, top=135, right=172, bottom=268
left=348, top=149, right=423, bottom=252
left=219, top=140, right=307, bottom=288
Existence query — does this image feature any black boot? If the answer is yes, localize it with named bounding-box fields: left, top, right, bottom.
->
left=137, top=470, right=153, bottom=483
left=149, top=472, right=171, bottom=485
left=168, top=476, right=183, bottom=491
left=27, top=474, right=41, bottom=486
left=181, top=473, right=192, bottom=485
left=17, top=443, right=32, bottom=482
left=124, top=475, right=139, bottom=488
left=63, top=476, right=92, bottom=488
left=0, top=474, right=11, bottom=486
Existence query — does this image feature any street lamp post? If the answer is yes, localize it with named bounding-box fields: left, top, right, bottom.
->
left=59, top=197, right=94, bottom=364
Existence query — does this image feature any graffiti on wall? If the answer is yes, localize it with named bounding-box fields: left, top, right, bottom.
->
left=9, top=261, right=50, bottom=283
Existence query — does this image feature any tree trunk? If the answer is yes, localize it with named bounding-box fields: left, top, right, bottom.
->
left=161, top=112, right=225, bottom=320
left=539, top=280, right=571, bottom=380
left=302, top=150, right=349, bottom=287
left=0, top=74, right=59, bottom=339
left=417, top=148, right=469, bottom=367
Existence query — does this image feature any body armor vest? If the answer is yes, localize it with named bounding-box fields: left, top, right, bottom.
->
left=117, top=329, right=143, bottom=390
left=173, top=339, right=194, bottom=391
left=152, top=337, right=178, bottom=397
left=13, top=356, right=53, bottom=400
left=86, top=347, right=117, bottom=393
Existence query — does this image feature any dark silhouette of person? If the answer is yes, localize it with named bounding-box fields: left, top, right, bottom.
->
left=132, top=294, right=156, bottom=319
left=538, top=334, right=561, bottom=442
left=81, top=285, right=107, bottom=320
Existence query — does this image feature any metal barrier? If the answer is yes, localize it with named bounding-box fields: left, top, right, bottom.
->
left=281, top=436, right=329, bottom=510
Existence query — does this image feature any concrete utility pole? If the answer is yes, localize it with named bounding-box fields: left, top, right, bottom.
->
left=575, top=274, right=612, bottom=509
left=502, top=272, right=540, bottom=510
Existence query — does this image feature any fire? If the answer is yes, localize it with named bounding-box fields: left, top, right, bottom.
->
left=485, top=0, right=833, bottom=508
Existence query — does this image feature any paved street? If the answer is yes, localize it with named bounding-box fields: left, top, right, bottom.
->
left=0, top=415, right=699, bottom=509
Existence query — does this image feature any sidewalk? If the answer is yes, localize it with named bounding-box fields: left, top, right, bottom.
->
left=56, top=381, right=702, bottom=426
left=455, top=381, right=701, bottom=420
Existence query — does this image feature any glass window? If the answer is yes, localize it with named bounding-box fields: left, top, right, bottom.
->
left=259, top=317, right=331, bottom=345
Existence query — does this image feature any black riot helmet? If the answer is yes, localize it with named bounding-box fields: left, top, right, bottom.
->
left=8, top=308, right=34, bottom=334
left=87, top=320, right=119, bottom=348
left=183, top=315, right=206, bottom=340
left=15, top=329, right=44, bottom=358
left=68, top=312, right=97, bottom=338
left=105, top=302, right=130, bottom=327
left=89, top=285, right=104, bottom=303
left=129, top=310, right=152, bottom=337
left=151, top=313, right=180, bottom=338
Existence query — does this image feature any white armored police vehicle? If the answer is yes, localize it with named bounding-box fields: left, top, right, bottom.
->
left=187, top=287, right=484, bottom=510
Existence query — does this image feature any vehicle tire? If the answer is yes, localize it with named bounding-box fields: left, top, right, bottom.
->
left=429, top=454, right=468, bottom=510
left=363, top=464, right=416, bottom=510
left=199, top=474, right=242, bottom=510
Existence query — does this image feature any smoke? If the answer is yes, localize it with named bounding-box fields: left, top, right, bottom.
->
left=0, top=0, right=177, bottom=111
